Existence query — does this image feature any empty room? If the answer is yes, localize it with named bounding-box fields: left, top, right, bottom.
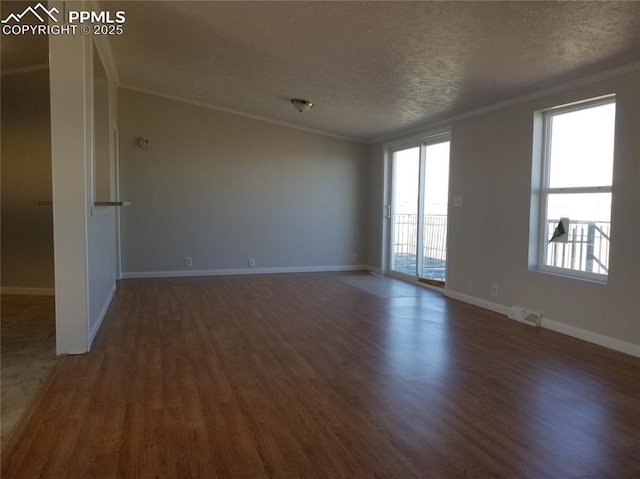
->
left=1, top=1, right=639, bottom=478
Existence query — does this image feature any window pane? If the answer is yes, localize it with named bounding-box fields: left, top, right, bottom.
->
left=421, top=141, right=449, bottom=281
left=548, top=102, right=615, bottom=188
left=545, top=193, right=611, bottom=274
left=392, top=147, right=419, bottom=276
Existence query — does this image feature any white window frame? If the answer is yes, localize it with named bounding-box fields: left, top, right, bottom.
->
left=537, top=95, right=615, bottom=282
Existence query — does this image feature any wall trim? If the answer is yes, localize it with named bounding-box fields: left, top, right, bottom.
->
left=1, top=63, right=49, bottom=77
left=541, top=317, right=640, bottom=358
left=445, top=289, right=639, bottom=358
left=382, top=126, right=452, bottom=151
left=445, top=290, right=512, bottom=317
left=367, top=266, right=383, bottom=275
left=121, top=264, right=369, bottom=279
left=88, top=283, right=116, bottom=349
left=117, top=62, right=640, bottom=146
left=119, top=85, right=364, bottom=144
left=1, top=287, right=55, bottom=296
left=375, top=60, right=640, bottom=144
left=89, top=1, right=121, bottom=86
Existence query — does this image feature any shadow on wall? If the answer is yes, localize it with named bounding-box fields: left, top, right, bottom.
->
left=1, top=66, right=54, bottom=293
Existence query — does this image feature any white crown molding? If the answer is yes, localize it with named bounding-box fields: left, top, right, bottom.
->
left=119, top=84, right=366, bottom=144
left=375, top=60, right=640, bottom=144
left=90, top=19, right=121, bottom=85
left=1, top=63, right=49, bottom=76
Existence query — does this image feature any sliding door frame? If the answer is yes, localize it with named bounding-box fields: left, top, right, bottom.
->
left=382, top=128, right=452, bottom=290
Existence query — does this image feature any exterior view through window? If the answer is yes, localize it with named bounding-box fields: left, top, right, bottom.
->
left=390, top=137, right=450, bottom=285
left=539, top=97, right=616, bottom=280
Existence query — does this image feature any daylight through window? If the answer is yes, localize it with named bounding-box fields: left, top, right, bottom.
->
left=538, top=96, right=616, bottom=280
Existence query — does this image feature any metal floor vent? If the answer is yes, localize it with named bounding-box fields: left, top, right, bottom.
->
left=509, top=307, right=543, bottom=327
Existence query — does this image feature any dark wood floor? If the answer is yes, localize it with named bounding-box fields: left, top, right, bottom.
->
left=2, top=273, right=639, bottom=478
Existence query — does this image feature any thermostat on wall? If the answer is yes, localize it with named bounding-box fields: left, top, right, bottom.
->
left=138, top=137, right=151, bottom=149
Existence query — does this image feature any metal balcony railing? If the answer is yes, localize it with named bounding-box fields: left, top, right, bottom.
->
left=392, top=215, right=611, bottom=278
left=393, top=214, right=447, bottom=279
left=546, top=219, right=610, bottom=274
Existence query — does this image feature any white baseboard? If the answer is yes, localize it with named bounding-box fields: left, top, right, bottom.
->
left=445, top=289, right=639, bottom=358
left=88, top=283, right=116, bottom=349
left=1, top=287, right=55, bottom=296
left=541, top=317, right=639, bottom=358
left=445, top=290, right=512, bottom=317
left=121, top=264, right=369, bottom=280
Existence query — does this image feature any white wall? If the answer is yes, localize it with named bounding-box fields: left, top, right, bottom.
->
left=369, top=70, right=640, bottom=355
left=48, top=0, right=119, bottom=353
left=118, top=89, right=369, bottom=276
left=1, top=68, right=54, bottom=293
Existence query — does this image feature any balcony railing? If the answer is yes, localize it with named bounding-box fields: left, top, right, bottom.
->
left=393, top=214, right=611, bottom=278
left=393, top=214, right=447, bottom=279
left=546, top=219, right=610, bottom=274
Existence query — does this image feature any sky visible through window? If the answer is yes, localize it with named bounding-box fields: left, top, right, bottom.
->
left=393, top=103, right=614, bottom=226
left=394, top=142, right=450, bottom=216
left=547, top=102, right=615, bottom=223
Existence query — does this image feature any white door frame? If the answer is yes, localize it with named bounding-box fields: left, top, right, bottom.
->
left=381, top=128, right=452, bottom=288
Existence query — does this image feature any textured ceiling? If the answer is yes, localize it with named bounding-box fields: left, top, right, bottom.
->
left=4, top=1, right=640, bottom=142
left=104, top=1, right=640, bottom=142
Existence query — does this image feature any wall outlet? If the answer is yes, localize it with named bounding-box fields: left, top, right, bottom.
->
left=352, top=253, right=359, bottom=263
left=491, top=283, right=498, bottom=297
left=248, top=258, right=256, bottom=268
left=185, top=257, right=193, bottom=267
left=368, top=256, right=372, bottom=265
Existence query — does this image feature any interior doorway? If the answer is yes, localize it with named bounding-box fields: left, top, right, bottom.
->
left=0, top=26, right=56, bottom=444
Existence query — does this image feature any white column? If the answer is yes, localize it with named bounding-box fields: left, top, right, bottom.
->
left=49, top=0, right=91, bottom=354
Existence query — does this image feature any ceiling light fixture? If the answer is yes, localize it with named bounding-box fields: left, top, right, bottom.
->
left=291, top=98, right=313, bottom=113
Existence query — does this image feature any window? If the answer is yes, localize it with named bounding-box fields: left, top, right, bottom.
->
left=536, top=96, right=616, bottom=281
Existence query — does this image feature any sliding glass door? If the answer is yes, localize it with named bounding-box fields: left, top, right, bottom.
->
left=390, top=146, right=420, bottom=276
left=389, top=137, right=450, bottom=286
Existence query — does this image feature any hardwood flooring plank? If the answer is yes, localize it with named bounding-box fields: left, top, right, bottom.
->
left=2, top=273, right=639, bottom=478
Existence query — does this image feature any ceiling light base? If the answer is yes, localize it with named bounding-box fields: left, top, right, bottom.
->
left=291, top=98, right=313, bottom=113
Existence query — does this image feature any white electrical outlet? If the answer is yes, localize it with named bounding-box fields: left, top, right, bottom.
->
left=491, top=283, right=498, bottom=297
left=185, top=257, right=193, bottom=267
left=248, top=258, right=256, bottom=268
left=352, top=253, right=358, bottom=263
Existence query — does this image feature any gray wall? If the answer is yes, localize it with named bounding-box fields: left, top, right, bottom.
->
left=369, top=71, right=640, bottom=349
left=118, top=89, right=369, bottom=274
left=366, top=142, right=384, bottom=271
left=1, top=69, right=54, bottom=290
left=87, top=64, right=118, bottom=342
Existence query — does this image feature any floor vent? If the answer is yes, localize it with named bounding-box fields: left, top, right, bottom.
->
left=509, top=307, right=543, bottom=327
